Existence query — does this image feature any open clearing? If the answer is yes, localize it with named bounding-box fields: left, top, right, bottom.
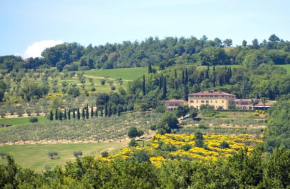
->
left=79, top=67, right=148, bottom=80
left=0, top=142, right=128, bottom=172
left=0, top=116, right=48, bottom=126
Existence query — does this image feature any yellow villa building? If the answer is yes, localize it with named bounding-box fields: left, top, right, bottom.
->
left=188, top=90, right=236, bottom=110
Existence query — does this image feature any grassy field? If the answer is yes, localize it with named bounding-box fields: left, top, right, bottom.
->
left=0, top=116, right=48, bottom=126
left=277, top=64, right=290, bottom=74
left=80, top=67, right=148, bottom=80
left=0, top=142, right=128, bottom=172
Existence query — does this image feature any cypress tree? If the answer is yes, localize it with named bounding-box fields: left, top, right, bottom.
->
left=213, top=65, right=216, bottom=72
left=182, top=70, right=185, bottom=84
left=68, top=109, right=71, bottom=120
left=95, top=109, right=98, bottom=117
left=49, top=111, right=53, bottom=121
left=86, top=106, right=89, bottom=119
left=82, top=108, right=85, bottom=120
left=212, top=72, right=216, bottom=87
left=184, top=84, right=189, bottom=101
left=142, top=74, right=146, bottom=96
left=185, top=68, right=188, bottom=84
left=91, top=106, right=94, bottom=118
left=55, top=109, right=58, bottom=120
left=159, top=74, right=163, bottom=90
left=77, top=108, right=80, bottom=120
left=148, top=64, right=152, bottom=73
left=64, top=109, right=67, bottom=120
left=162, top=77, right=167, bottom=99
left=117, top=105, right=121, bottom=116
left=104, top=104, right=108, bottom=117
left=174, top=69, right=177, bottom=78
left=100, top=108, right=103, bottom=117
left=108, top=105, right=112, bottom=117
left=73, top=110, right=76, bottom=119
left=205, top=69, right=209, bottom=79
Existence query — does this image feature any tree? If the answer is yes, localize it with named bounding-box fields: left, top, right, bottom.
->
left=29, top=117, right=38, bottom=124
left=269, top=34, right=280, bottom=42
left=55, top=109, right=58, bottom=120
left=261, top=97, right=267, bottom=109
left=86, top=105, right=89, bottom=119
left=47, top=152, right=58, bottom=159
left=91, top=106, right=94, bottom=118
left=128, top=127, right=139, bottom=138
left=77, top=108, right=80, bottom=120
left=252, top=39, right=260, bottom=49
left=73, top=151, right=83, bottom=158
left=142, top=75, right=146, bottom=96
left=242, top=40, right=247, bottom=47
left=129, top=138, right=139, bottom=147
left=223, top=39, right=233, bottom=47
left=189, top=108, right=198, bottom=120
left=101, top=151, right=109, bottom=157
left=219, top=141, right=230, bottom=149
left=0, top=152, right=7, bottom=159
left=148, top=64, right=152, bottom=73
left=82, top=108, right=85, bottom=120
left=195, top=131, right=204, bottom=147
left=49, top=111, right=53, bottom=121
left=68, top=109, right=71, bottom=120
left=162, top=77, right=167, bottom=99
left=175, top=105, right=189, bottom=118
left=133, top=150, right=150, bottom=163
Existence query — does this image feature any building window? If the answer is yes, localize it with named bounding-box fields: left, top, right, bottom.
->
left=201, top=100, right=204, bottom=103
left=196, top=95, right=199, bottom=97
left=201, top=95, right=204, bottom=97
left=222, top=100, right=224, bottom=103
left=210, top=95, right=213, bottom=97
left=215, top=100, right=217, bottom=103
left=210, top=100, right=212, bottom=103
left=215, top=95, right=218, bottom=97
left=190, top=100, right=193, bottom=103
left=206, top=100, right=209, bottom=103
left=222, top=95, right=224, bottom=97
left=196, top=106, right=198, bottom=108
left=205, top=95, right=208, bottom=97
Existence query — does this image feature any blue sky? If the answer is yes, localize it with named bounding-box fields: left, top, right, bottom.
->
left=1, top=0, right=290, bottom=58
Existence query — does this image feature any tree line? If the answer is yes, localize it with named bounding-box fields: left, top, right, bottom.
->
left=0, top=34, right=290, bottom=72
left=2, top=146, right=290, bottom=188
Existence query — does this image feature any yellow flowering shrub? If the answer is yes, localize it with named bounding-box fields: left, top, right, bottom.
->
left=97, top=133, right=262, bottom=167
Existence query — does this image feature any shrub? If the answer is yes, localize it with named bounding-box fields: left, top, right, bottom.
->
left=101, top=151, right=109, bottom=157
left=29, top=117, right=38, bottom=123
left=100, top=79, right=106, bottom=85
left=181, top=144, right=192, bottom=151
left=0, top=152, right=7, bottom=159
left=73, top=151, right=83, bottom=158
left=133, top=150, right=150, bottom=163
left=198, top=124, right=208, bottom=129
left=111, top=86, right=116, bottom=91
left=219, top=141, right=230, bottom=149
left=129, top=139, right=139, bottom=147
left=48, top=152, right=58, bottom=159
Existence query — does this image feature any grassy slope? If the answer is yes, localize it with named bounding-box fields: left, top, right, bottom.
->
left=0, top=142, right=128, bottom=172
left=81, top=67, right=148, bottom=80
left=0, top=116, right=48, bottom=126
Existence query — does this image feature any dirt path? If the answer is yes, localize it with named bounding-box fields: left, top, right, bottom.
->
left=84, top=75, right=133, bottom=82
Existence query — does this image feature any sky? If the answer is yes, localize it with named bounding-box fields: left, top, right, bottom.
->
left=1, top=0, right=290, bottom=58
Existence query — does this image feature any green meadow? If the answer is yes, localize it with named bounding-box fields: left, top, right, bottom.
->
left=0, top=142, right=128, bottom=172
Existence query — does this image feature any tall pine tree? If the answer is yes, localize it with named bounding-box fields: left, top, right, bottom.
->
left=104, top=104, right=108, bottom=117
left=148, top=64, right=152, bottom=73
left=64, top=109, right=67, bottom=120
left=68, top=109, right=71, bottom=120
left=82, top=108, right=85, bottom=120
left=77, top=108, right=80, bottom=120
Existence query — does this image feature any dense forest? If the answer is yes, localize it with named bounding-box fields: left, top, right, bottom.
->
left=0, top=34, right=290, bottom=72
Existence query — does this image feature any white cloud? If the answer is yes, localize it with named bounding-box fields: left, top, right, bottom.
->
left=23, top=40, right=64, bottom=58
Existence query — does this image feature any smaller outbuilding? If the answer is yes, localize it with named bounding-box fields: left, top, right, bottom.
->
left=164, top=99, right=187, bottom=111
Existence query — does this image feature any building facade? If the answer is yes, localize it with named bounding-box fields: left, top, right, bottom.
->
left=234, top=99, right=259, bottom=110
left=164, top=99, right=187, bottom=110
left=188, top=90, right=236, bottom=110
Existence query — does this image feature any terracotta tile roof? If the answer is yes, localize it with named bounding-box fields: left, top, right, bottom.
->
left=255, top=103, right=274, bottom=107
left=188, top=90, right=235, bottom=96
left=164, top=99, right=186, bottom=103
